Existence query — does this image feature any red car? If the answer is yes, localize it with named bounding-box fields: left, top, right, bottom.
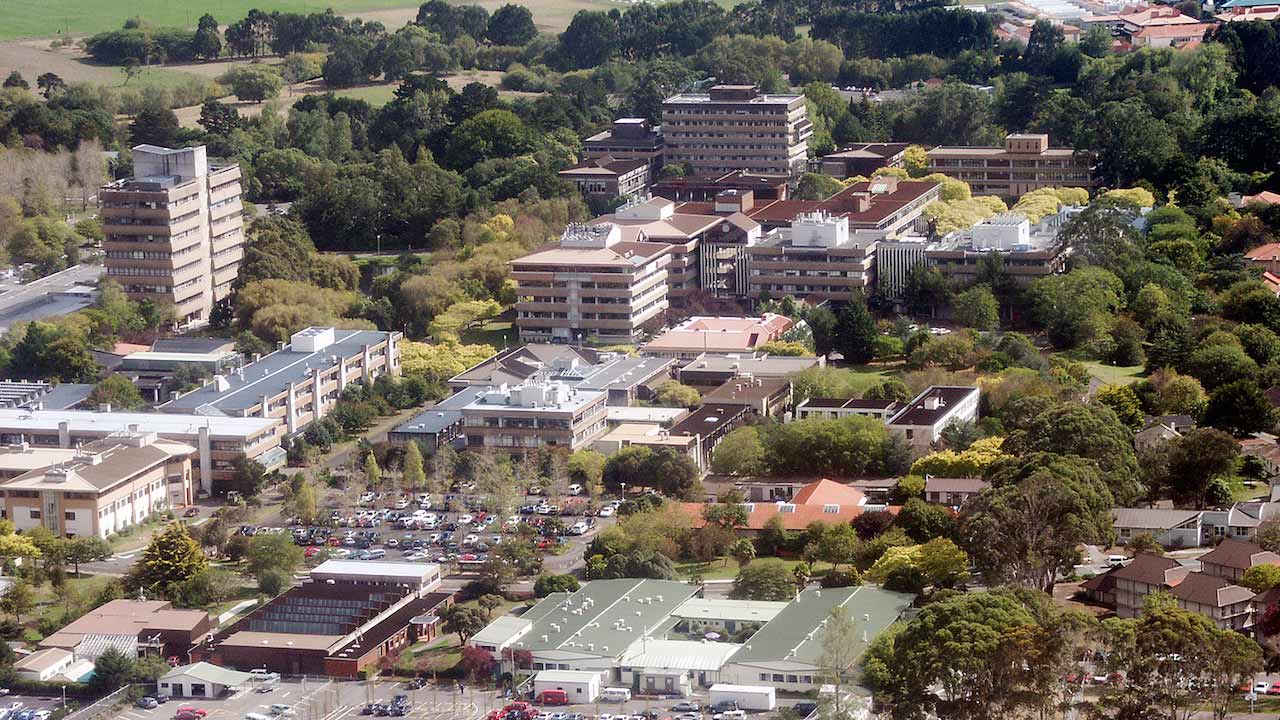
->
left=1267, top=682, right=1280, bottom=696
left=304, top=546, right=320, bottom=557
left=183, top=507, right=199, bottom=517
left=176, top=708, right=208, bottom=719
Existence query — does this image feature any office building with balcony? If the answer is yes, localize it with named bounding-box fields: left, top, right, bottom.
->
left=748, top=211, right=876, bottom=303
left=511, top=223, right=673, bottom=344
left=0, top=408, right=283, bottom=497
left=925, top=208, right=1078, bottom=287
left=662, top=85, right=813, bottom=179
left=161, top=327, right=401, bottom=435
left=926, top=134, right=1094, bottom=197
left=100, top=145, right=244, bottom=328
left=459, top=381, right=608, bottom=452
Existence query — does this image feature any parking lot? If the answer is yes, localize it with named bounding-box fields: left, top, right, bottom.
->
left=114, top=679, right=801, bottom=720
left=0, top=695, right=69, bottom=720
left=231, top=490, right=616, bottom=571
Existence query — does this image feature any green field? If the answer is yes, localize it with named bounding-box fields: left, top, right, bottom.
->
left=1080, top=360, right=1145, bottom=386
left=332, top=83, right=400, bottom=107
left=0, top=0, right=418, bottom=41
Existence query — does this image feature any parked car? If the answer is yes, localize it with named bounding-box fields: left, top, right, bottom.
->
left=183, top=507, right=199, bottom=517
left=136, top=697, right=159, bottom=709
left=598, top=506, right=615, bottom=518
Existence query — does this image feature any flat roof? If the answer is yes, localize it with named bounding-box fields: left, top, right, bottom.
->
left=574, top=357, right=675, bottom=392
left=677, top=354, right=822, bottom=376
left=2, top=438, right=194, bottom=493
left=887, top=386, right=979, bottom=427
left=533, top=669, right=602, bottom=683
left=162, top=329, right=394, bottom=413
left=124, top=351, right=235, bottom=363
left=310, top=560, right=440, bottom=582
left=703, top=378, right=791, bottom=404
left=0, top=408, right=278, bottom=438
left=728, top=586, right=912, bottom=664
left=670, top=405, right=749, bottom=439
left=392, top=409, right=462, bottom=435
left=620, top=639, right=742, bottom=672
left=606, top=406, right=688, bottom=425
left=672, top=597, right=788, bottom=623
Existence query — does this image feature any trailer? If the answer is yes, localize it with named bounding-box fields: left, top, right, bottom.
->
left=709, top=683, right=777, bottom=711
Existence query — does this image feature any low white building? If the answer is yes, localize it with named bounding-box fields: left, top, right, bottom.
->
left=533, top=669, right=603, bottom=703
left=159, top=662, right=252, bottom=698
left=13, top=648, right=76, bottom=682
left=887, top=386, right=980, bottom=453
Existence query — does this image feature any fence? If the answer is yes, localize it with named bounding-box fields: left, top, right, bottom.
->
left=61, top=684, right=133, bottom=720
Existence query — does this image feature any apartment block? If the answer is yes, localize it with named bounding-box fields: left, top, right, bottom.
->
left=925, top=209, right=1078, bottom=287
left=926, top=134, right=1094, bottom=197
left=161, top=327, right=401, bottom=435
left=100, top=145, right=245, bottom=328
left=583, top=118, right=665, bottom=171
left=0, top=432, right=193, bottom=538
left=460, top=381, right=608, bottom=452
left=887, top=386, right=981, bottom=454
left=559, top=159, right=651, bottom=202
left=0, top=409, right=283, bottom=497
left=511, top=223, right=672, bottom=344
left=662, top=85, right=812, bottom=178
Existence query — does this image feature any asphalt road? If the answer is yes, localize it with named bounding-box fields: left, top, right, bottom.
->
left=0, top=263, right=103, bottom=332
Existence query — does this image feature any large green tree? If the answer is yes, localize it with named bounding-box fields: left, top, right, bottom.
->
left=131, top=524, right=207, bottom=598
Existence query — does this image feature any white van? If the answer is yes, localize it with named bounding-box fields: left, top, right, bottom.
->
left=601, top=688, right=632, bottom=702
left=1107, top=555, right=1127, bottom=568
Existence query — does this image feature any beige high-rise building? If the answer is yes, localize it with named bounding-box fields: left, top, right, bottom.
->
left=662, top=85, right=812, bottom=178
left=100, top=145, right=245, bottom=328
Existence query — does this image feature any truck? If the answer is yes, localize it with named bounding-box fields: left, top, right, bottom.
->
left=708, top=684, right=776, bottom=712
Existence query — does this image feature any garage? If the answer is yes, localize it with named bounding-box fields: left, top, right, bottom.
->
left=532, top=669, right=602, bottom=704
left=159, top=662, right=251, bottom=699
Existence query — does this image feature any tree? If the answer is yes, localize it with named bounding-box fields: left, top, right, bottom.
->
left=730, top=538, right=757, bottom=569
left=0, top=580, right=34, bottom=623
left=246, top=532, right=304, bottom=579
left=402, top=441, right=426, bottom=491
left=1259, top=521, right=1280, bottom=554
left=1003, top=401, right=1142, bottom=505
left=534, top=574, right=580, bottom=598
left=64, top=536, right=112, bottom=577
left=1204, top=380, right=1276, bottom=436
left=225, top=457, right=267, bottom=498
left=816, top=606, right=861, bottom=717
left=192, top=14, right=223, bottom=60
left=441, top=604, right=489, bottom=644
left=1156, top=429, right=1240, bottom=507
left=730, top=558, right=795, bottom=600
left=220, top=65, right=283, bottom=102
left=87, top=374, right=144, bottom=411
left=3, top=71, right=28, bottom=89
left=567, top=449, right=605, bottom=499
left=131, top=523, right=207, bottom=597
left=92, top=646, right=136, bottom=692
left=487, top=4, right=537, bottom=45
left=460, top=646, right=496, bottom=682
left=258, top=568, right=292, bottom=596
left=1243, top=564, right=1280, bottom=593
left=896, top=498, right=954, bottom=543
left=36, top=72, right=65, bottom=99
left=1094, top=384, right=1144, bottom=431
left=1028, top=267, right=1125, bottom=349
left=834, top=300, right=877, bottom=363
left=365, top=450, right=382, bottom=487
left=953, top=285, right=999, bottom=330
left=1126, top=532, right=1165, bottom=556
left=653, top=380, right=701, bottom=409
left=795, top=172, right=845, bottom=201
left=478, top=593, right=503, bottom=619
left=711, top=427, right=766, bottom=476
left=130, top=105, right=180, bottom=147
left=960, top=453, right=1114, bottom=591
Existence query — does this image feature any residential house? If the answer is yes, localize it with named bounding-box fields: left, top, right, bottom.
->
left=1198, top=538, right=1280, bottom=583
left=923, top=476, right=990, bottom=507
left=676, top=479, right=871, bottom=536
left=1168, top=572, right=1256, bottom=631
left=1111, top=508, right=1203, bottom=548
left=1109, top=553, right=1191, bottom=618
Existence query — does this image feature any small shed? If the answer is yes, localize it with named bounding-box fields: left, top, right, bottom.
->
left=13, top=648, right=74, bottom=682
left=533, top=669, right=603, bottom=703
left=159, top=662, right=251, bottom=698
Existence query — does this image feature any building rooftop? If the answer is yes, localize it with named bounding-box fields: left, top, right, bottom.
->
left=595, top=423, right=698, bottom=449
left=161, top=662, right=251, bottom=687
left=309, top=560, right=441, bottom=586
left=463, top=382, right=605, bottom=414
left=678, top=354, right=822, bottom=378
left=1169, top=572, right=1254, bottom=608
left=702, top=377, right=791, bottom=406
left=1198, top=538, right=1280, bottom=571
left=13, top=648, right=72, bottom=674
left=729, top=586, right=913, bottom=664
left=0, top=408, right=279, bottom=438
left=42, top=599, right=210, bottom=651
left=606, top=406, right=689, bottom=426
left=800, top=397, right=900, bottom=411
left=672, top=597, right=788, bottom=624
left=1108, top=553, right=1187, bottom=587
left=0, top=436, right=193, bottom=494
left=923, top=476, right=990, bottom=494
left=888, top=386, right=980, bottom=427
left=1110, top=508, right=1202, bottom=530
left=162, top=327, right=396, bottom=414
left=669, top=404, right=749, bottom=440
left=150, top=337, right=237, bottom=354
left=507, top=579, right=699, bottom=655
left=619, top=639, right=743, bottom=672
left=642, top=315, right=793, bottom=355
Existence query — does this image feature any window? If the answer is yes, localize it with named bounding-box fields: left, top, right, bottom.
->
left=29, top=509, right=40, bottom=520
left=787, top=675, right=798, bottom=683
left=759, top=673, right=769, bottom=681
left=64, top=511, right=75, bottom=521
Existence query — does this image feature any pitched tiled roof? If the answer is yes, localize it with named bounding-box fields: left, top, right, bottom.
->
left=1199, top=537, right=1280, bottom=571
left=1169, top=571, right=1254, bottom=608
left=924, top=476, right=990, bottom=494
left=1110, top=553, right=1185, bottom=587
left=792, top=478, right=867, bottom=506
left=1110, top=508, right=1201, bottom=530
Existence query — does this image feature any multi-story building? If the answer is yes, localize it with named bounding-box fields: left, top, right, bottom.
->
left=818, top=143, right=911, bottom=179
left=0, top=408, right=283, bottom=497
left=0, top=431, right=193, bottom=538
left=459, top=380, right=608, bottom=453
left=511, top=223, right=672, bottom=344
left=558, top=159, right=651, bottom=202
left=583, top=118, right=665, bottom=172
left=926, top=134, right=1094, bottom=197
left=887, top=386, right=981, bottom=453
left=662, top=85, right=812, bottom=178
left=748, top=211, right=876, bottom=302
left=794, top=397, right=902, bottom=422
left=653, top=171, right=789, bottom=203
left=925, top=209, right=1077, bottom=287
left=1168, top=572, right=1255, bottom=631
left=161, top=327, right=401, bottom=435
left=100, top=145, right=244, bottom=328
left=1198, top=538, right=1280, bottom=583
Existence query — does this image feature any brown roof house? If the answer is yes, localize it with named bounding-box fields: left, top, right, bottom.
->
left=1199, top=538, right=1280, bottom=583
left=923, top=476, right=990, bottom=507
left=39, top=599, right=213, bottom=661
left=1169, top=572, right=1256, bottom=630
left=1109, top=553, right=1192, bottom=618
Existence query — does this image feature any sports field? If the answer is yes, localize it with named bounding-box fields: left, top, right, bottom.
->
left=0, top=0, right=419, bottom=41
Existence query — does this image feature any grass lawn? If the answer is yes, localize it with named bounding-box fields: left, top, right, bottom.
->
left=332, top=83, right=400, bottom=107
left=1233, top=480, right=1269, bottom=503
left=459, top=320, right=516, bottom=350
left=675, top=557, right=837, bottom=582
left=33, top=573, right=116, bottom=627
left=0, top=0, right=421, bottom=41
left=1079, top=360, right=1145, bottom=386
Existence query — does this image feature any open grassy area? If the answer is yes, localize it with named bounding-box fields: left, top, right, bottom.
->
left=1079, top=360, right=1145, bottom=386
left=0, top=0, right=421, bottom=41
left=675, top=557, right=837, bottom=582
left=459, top=320, right=516, bottom=350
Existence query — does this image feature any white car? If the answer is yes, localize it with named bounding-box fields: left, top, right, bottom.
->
left=359, top=492, right=375, bottom=505
left=403, top=551, right=430, bottom=561
left=458, top=514, right=474, bottom=525
left=394, top=499, right=409, bottom=510
left=570, top=522, right=588, bottom=535
left=713, top=712, right=746, bottom=720
left=598, top=506, right=616, bottom=518
left=463, top=534, right=479, bottom=547
left=568, top=484, right=582, bottom=495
